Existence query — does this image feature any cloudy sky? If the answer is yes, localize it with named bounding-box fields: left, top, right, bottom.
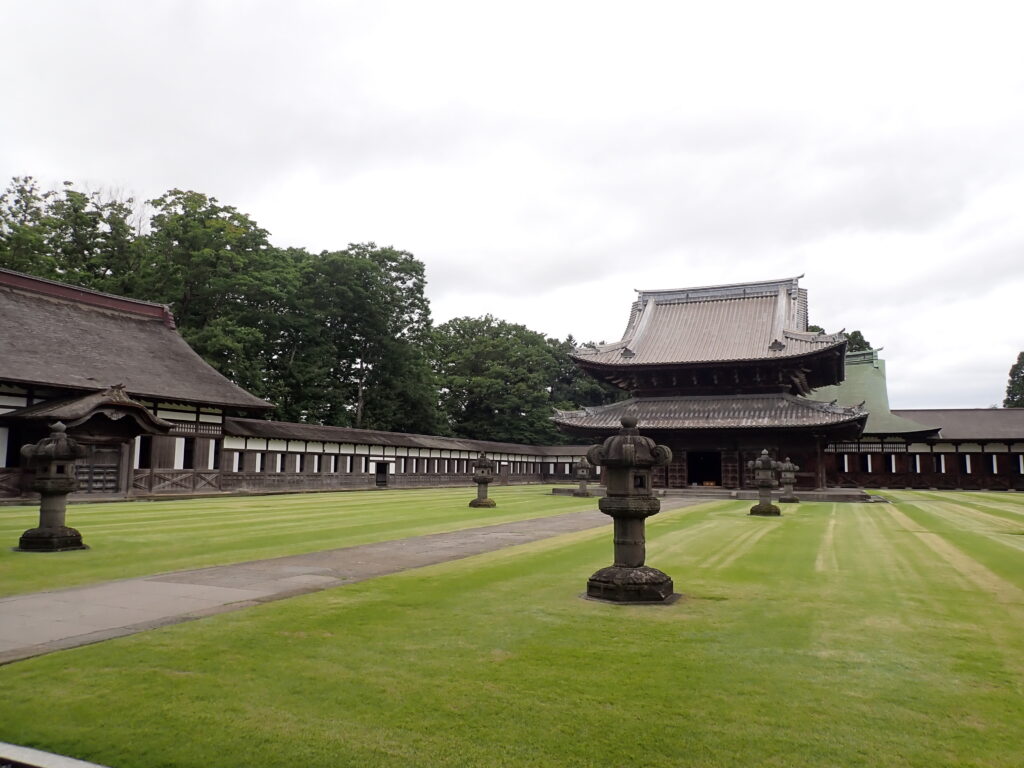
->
left=3, top=1, right=1022, bottom=408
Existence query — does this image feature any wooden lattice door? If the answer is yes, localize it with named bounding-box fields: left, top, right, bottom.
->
left=76, top=446, right=121, bottom=493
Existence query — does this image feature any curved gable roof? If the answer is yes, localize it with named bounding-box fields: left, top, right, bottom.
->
left=0, top=269, right=272, bottom=411
left=572, top=276, right=846, bottom=367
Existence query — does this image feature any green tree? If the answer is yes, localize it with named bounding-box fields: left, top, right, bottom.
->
left=433, top=315, right=564, bottom=444
left=136, top=189, right=292, bottom=394
left=847, top=330, right=871, bottom=352
left=0, top=176, right=58, bottom=276
left=0, top=177, right=146, bottom=292
left=46, top=182, right=145, bottom=292
left=290, top=245, right=445, bottom=433
left=548, top=335, right=628, bottom=409
left=1004, top=352, right=1024, bottom=407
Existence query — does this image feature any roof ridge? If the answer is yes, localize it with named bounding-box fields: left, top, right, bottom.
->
left=0, top=268, right=176, bottom=327
left=635, top=275, right=803, bottom=303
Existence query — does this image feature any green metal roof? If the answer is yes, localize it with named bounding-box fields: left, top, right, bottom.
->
left=812, top=350, right=939, bottom=438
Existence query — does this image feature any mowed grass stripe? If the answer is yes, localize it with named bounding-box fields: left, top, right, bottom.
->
left=0, top=486, right=598, bottom=597
left=1, top=494, right=1022, bottom=766
left=646, top=500, right=746, bottom=564
left=0, top=488, right=554, bottom=533
left=915, top=491, right=1024, bottom=522
left=884, top=498, right=1024, bottom=596
left=853, top=506, right=924, bottom=588
left=910, top=500, right=1024, bottom=555
left=886, top=504, right=1024, bottom=606
left=923, top=500, right=1024, bottom=533
left=886, top=490, right=1024, bottom=522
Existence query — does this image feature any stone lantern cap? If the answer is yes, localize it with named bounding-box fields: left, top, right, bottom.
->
left=20, top=422, right=87, bottom=466
left=586, top=416, right=672, bottom=469
left=779, top=456, right=800, bottom=472
left=748, top=448, right=778, bottom=472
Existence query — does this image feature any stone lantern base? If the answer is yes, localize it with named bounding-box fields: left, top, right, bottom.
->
left=468, top=497, right=496, bottom=508
left=17, top=525, right=88, bottom=552
left=586, top=565, right=675, bottom=603
left=749, top=502, right=781, bottom=516
left=778, top=493, right=800, bottom=504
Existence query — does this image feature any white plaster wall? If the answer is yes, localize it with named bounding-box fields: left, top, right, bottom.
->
left=173, top=437, right=185, bottom=470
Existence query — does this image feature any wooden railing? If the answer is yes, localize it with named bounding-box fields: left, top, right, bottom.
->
left=0, top=468, right=22, bottom=497
left=132, top=469, right=222, bottom=494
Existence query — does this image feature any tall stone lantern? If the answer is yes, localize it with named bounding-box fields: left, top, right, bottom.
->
left=468, top=452, right=497, bottom=508
left=778, top=457, right=800, bottom=503
left=585, top=416, right=675, bottom=603
left=571, top=456, right=594, bottom=497
left=17, top=422, right=89, bottom=552
left=747, top=449, right=781, bottom=516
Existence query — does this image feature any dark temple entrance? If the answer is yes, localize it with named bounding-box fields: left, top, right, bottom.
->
left=686, top=451, right=722, bottom=486
left=375, top=462, right=389, bottom=487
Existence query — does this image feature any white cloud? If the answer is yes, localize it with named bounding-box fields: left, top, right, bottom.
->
left=2, top=0, right=1023, bottom=407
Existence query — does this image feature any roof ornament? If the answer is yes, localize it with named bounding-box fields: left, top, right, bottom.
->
left=786, top=367, right=811, bottom=397
left=107, top=383, right=131, bottom=402
left=769, top=339, right=786, bottom=352
left=620, top=347, right=635, bottom=358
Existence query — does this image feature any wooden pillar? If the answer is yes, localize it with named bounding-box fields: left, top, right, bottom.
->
left=815, top=436, right=825, bottom=489
left=119, top=441, right=133, bottom=498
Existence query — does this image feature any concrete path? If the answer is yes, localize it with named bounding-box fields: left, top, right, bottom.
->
left=0, top=499, right=700, bottom=665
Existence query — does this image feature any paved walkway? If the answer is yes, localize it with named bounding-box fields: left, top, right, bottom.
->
left=0, top=500, right=699, bottom=665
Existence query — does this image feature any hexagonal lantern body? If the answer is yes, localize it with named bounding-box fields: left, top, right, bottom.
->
left=748, top=449, right=778, bottom=488
left=746, top=449, right=781, bottom=516
left=584, top=416, right=675, bottom=603
left=469, top=452, right=497, bottom=508
left=17, top=422, right=89, bottom=551
left=778, top=456, right=800, bottom=503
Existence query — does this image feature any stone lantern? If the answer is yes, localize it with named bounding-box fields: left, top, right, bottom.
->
left=584, top=416, right=675, bottom=603
left=469, top=452, right=497, bottom=508
left=746, top=449, right=781, bottom=516
left=17, top=422, right=89, bottom=552
left=778, top=457, right=800, bottom=503
left=571, top=456, right=594, bottom=497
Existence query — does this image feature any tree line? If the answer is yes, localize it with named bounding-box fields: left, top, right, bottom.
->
left=0, top=177, right=623, bottom=443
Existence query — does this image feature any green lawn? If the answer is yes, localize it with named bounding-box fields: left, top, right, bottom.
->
left=0, top=486, right=598, bottom=597
left=2, top=490, right=1023, bottom=767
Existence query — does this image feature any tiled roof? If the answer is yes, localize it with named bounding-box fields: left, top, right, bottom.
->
left=552, top=393, right=867, bottom=432
left=0, top=269, right=272, bottom=411
left=226, top=417, right=592, bottom=456
left=572, top=276, right=846, bottom=367
left=891, top=409, right=1024, bottom=441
